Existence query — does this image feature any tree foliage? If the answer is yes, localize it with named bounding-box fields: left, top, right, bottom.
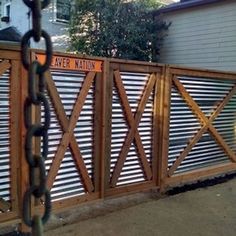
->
left=69, top=0, right=170, bottom=62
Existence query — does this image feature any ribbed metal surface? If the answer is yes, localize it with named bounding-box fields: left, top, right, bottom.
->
left=43, top=71, right=94, bottom=201
left=0, top=66, right=11, bottom=212
left=169, top=76, right=235, bottom=174
left=111, top=72, right=153, bottom=186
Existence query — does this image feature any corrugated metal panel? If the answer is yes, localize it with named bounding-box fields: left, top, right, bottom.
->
left=0, top=66, right=11, bottom=212
left=43, top=71, right=94, bottom=201
left=169, top=76, right=235, bottom=174
left=111, top=72, right=153, bottom=186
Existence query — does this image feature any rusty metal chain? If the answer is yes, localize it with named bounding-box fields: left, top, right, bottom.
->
left=21, top=0, right=52, bottom=235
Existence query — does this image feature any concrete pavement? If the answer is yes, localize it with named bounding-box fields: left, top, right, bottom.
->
left=45, top=177, right=236, bottom=236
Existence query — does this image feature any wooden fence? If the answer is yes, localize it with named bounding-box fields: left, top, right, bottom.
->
left=0, top=45, right=236, bottom=230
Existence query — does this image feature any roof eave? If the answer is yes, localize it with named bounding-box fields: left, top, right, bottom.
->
left=157, top=0, right=224, bottom=14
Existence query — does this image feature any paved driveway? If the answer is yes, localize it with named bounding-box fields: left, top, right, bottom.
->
left=46, top=178, right=236, bottom=236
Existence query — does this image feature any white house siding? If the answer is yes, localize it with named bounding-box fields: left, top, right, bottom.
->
left=41, top=2, right=70, bottom=51
left=1, top=0, right=29, bottom=34
left=0, top=0, right=70, bottom=51
left=159, top=0, right=236, bottom=72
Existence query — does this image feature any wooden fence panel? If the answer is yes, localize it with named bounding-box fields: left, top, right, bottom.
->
left=32, top=52, right=105, bottom=211
left=0, top=49, right=21, bottom=224
left=105, top=61, right=164, bottom=196
left=163, top=67, right=236, bottom=187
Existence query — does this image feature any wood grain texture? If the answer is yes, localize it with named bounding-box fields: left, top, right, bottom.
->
left=94, top=72, right=103, bottom=193
left=9, top=60, right=20, bottom=214
left=0, top=60, right=11, bottom=75
left=159, top=66, right=172, bottom=191
left=18, top=64, right=31, bottom=233
left=99, top=59, right=110, bottom=197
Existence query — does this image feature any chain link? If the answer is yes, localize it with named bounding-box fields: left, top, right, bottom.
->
left=21, top=30, right=52, bottom=72
left=21, top=0, right=52, bottom=235
left=23, top=0, right=50, bottom=9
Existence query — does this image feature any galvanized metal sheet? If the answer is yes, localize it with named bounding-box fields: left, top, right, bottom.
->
left=0, top=68, right=11, bottom=212
left=111, top=72, right=153, bottom=186
left=169, top=76, right=235, bottom=174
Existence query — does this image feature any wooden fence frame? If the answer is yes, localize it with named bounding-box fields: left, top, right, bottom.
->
left=32, top=50, right=106, bottom=213
left=103, top=59, right=165, bottom=197
left=0, top=45, right=236, bottom=231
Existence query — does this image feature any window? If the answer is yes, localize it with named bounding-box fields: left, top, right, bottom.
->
left=4, top=3, right=11, bottom=18
left=1, top=2, right=11, bottom=23
left=56, top=0, right=70, bottom=23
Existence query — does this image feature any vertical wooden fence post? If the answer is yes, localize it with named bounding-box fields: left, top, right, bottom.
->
left=97, top=59, right=110, bottom=198
left=153, top=68, right=165, bottom=188
left=152, top=72, right=160, bottom=186
left=18, top=65, right=31, bottom=233
left=103, top=59, right=113, bottom=195
left=94, top=71, right=103, bottom=194
left=10, top=60, right=20, bottom=218
left=159, top=66, right=172, bottom=192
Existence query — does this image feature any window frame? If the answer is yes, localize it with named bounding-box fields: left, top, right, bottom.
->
left=54, top=0, right=71, bottom=24
left=4, top=2, right=11, bottom=18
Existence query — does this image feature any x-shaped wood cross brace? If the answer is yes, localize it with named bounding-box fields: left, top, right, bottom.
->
left=45, top=71, right=95, bottom=192
left=168, top=77, right=236, bottom=176
left=110, top=70, right=156, bottom=187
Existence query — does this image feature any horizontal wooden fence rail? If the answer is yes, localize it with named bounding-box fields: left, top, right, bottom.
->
left=0, top=45, right=236, bottom=231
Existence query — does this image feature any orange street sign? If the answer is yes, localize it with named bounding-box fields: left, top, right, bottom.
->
left=36, top=54, right=103, bottom=72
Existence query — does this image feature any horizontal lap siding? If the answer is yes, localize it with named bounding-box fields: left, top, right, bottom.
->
left=160, top=0, right=236, bottom=72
